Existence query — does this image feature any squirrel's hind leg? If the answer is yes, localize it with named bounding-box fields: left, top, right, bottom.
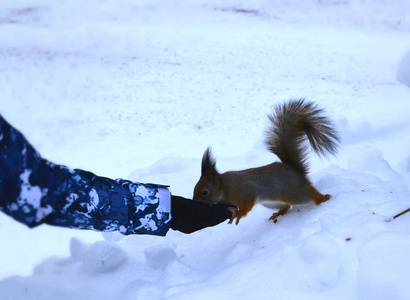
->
left=269, top=204, right=291, bottom=223
left=309, top=186, right=331, bottom=205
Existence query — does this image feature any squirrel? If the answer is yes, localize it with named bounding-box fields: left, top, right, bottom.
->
left=193, top=99, right=340, bottom=225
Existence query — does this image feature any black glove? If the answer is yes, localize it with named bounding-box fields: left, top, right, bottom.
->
left=170, top=195, right=234, bottom=234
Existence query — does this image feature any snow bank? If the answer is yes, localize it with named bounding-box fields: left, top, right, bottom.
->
left=397, top=50, right=410, bottom=87
left=1, top=147, right=409, bottom=300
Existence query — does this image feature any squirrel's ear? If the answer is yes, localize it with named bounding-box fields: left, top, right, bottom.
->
left=201, top=147, right=219, bottom=182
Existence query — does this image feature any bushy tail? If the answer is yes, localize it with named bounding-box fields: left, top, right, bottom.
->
left=265, top=99, right=339, bottom=175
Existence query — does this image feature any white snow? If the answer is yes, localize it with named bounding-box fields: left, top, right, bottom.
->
left=1, top=0, right=410, bottom=299
left=397, top=50, right=410, bottom=87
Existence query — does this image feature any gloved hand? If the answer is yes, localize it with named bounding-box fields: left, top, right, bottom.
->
left=170, top=195, right=235, bottom=234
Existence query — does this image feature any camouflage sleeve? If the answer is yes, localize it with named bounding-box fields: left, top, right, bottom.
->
left=0, top=115, right=171, bottom=236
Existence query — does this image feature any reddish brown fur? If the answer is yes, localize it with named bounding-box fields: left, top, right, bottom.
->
left=193, top=99, right=339, bottom=224
left=225, top=193, right=257, bottom=225
left=226, top=185, right=330, bottom=224
left=269, top=204, right=291, bottom=222
left=309, top=186, right=331, bottom=205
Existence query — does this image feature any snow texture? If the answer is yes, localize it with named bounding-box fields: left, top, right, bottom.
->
left=0, top=0, right=410, bottom=299
left=397, top=50, right=410, bottom=87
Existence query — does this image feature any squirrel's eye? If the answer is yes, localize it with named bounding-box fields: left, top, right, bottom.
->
left=202, top=189, right=209, bottom=196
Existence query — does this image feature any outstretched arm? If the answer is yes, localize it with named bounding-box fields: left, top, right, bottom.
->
left=0, top=115, right=232, bottom=236
left=0, top=115, right=172, bottom=236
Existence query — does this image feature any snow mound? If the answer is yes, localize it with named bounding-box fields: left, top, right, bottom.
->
left=77, top=240, right=128, bottom=273
left=144, top=243, right=177, bottom=269
left=357, top=232, right=410, bottom=300
left=397, top=50, right=410, bottom=88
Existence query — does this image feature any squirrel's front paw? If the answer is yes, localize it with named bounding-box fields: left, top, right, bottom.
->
left=227, top=206, right=239, bottom=225
left=229, top=212, right=244, bottom=225
left=228, top=213, right=241, bottom=225
left=228, top=213, right=239, bottom=225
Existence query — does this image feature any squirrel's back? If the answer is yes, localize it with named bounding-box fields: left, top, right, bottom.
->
left=265, top=99, right=339, bottom=175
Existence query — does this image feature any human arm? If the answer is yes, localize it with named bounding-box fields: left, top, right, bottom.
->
left=0, top=115, right=232, bottom=236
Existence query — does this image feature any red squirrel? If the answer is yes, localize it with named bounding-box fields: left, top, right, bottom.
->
left=193, top=99, right=340, bottom=225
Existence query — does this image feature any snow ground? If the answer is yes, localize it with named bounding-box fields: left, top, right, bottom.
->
left=0, top=0, right=410, bottom=299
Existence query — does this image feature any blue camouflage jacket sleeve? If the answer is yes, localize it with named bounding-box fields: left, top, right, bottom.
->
left=0, top=115, right=171, bottom=236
